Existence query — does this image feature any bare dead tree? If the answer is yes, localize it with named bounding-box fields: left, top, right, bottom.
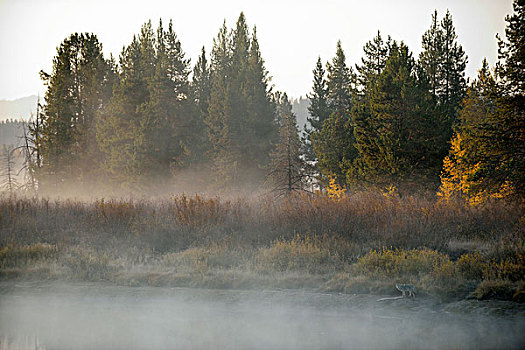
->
left=0, top=145, right=18, bottom=195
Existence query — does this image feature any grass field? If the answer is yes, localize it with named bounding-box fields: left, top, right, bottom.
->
left=0, top=192, right=523, bottom=301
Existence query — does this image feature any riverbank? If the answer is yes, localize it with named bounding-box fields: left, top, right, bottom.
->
left=1, top=194, right=523, bottom=302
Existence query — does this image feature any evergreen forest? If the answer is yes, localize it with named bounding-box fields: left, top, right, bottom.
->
left=8, top=3, right=525, bottom=206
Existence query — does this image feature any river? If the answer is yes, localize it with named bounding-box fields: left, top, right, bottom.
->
left=0, top=281, right=524, bottom=349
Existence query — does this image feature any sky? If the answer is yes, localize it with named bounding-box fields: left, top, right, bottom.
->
left=0, top=0, right=515, bottom=101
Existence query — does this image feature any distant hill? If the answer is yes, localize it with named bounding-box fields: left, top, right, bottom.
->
left=0, top=95, right=37, bottom=121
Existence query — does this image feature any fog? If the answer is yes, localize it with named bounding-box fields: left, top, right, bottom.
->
left=1, top=282, right=524, bottom=350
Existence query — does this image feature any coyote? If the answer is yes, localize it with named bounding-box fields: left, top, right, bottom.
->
left=396, top=283, right=417, bottom=298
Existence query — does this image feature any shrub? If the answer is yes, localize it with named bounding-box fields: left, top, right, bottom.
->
left=254, top=234, right=354, bottom=274
left=455, top=252, right=486, bottom=280
left=354, top=248, right=450, bottom=278
left=474, top=280, right=516, bottom=300
left=0, top=244, right=58, bottom=268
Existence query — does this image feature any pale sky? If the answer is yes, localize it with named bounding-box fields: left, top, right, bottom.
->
left=0, top=0, right=514, bottom=101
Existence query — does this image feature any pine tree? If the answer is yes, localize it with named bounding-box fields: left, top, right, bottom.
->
left=440, top=0, right=524, bottom=204
left=306, top=57, right=330, bottom=133
left=356, top=30, right=391, bottom=92
left=440, top=10, right=468, bottom=123
left=419, top=10, right=443, bottom=99
left=311, top=41, right=357, bottom=185
left=145, top=19, right=192, bottom=180
left=39, top=32, right=112, bottom=190
left=205, top=14, right=277, bottom=189
left=326, top=41, right=355, bottom=116
left=353, top=41, right=438, bottom=188
left=488, top=0, right=525, bottom=199
left=497, top=0, right=525, bottom=94
left=192, top=46, right=211, bottom=124
left=303, top=57, right=330, bottom=180
left=245, top=27, right=277, bottom=170
left=97, top=20, right=192, bottom=191
left=97, top=27, right=153, bottom=189
left=206, top=20, right=237, bottom=186
left=189, top=46, right=212, bottom=164
left=312, top=111, right=355, bottom=185
left=267, top=92, right=306, bottom=195
left=419, top=9, right=468, bottom=164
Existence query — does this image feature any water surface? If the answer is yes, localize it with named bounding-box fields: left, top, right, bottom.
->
left=1, top=281, right=524, bottom=349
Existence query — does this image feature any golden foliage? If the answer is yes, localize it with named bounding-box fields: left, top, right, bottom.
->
left=325, top=174, right=346, bottom=201
left=438, top=133, right=515, bottom=206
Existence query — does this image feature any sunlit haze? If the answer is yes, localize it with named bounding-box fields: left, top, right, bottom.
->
left=0, top=0, right=514, bottom=100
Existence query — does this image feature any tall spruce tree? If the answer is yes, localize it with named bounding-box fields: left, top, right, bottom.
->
left=355, top=30, right=391, bottom=92
left=205, top=14, right=277, bottom=189
left=192, top=47, right=211, bottom=124
left=97, top=20, right=192, bottom=191
left=326, top=41, right=355, bottom=116
left=145, top=19, right=192, bottom=178
left=312, top=41, right=357, bottom=185
left=440, top=10, right=468, bottom=122
left=312, top=111, right=355, bottom=185
left=246, top=27, right=277, bottom=169
left=189, top=46, right=212, bottom=164
left=206, top=21, right=235, bottom=185
left=39, top=32, right=112, bottom=190
left=419, top=11, right=443, bottom=99
left=490, top=0, right=525, bottom=199
left=306, top=57, right=330, bottom=133
left=419, top=9, right=467, bottom=163
left=353, top=42, right=438, bottom=188
left=303, top=57, right=330, bottom=178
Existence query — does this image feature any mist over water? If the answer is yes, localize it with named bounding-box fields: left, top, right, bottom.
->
left=1, top=282, right=524, bottom=350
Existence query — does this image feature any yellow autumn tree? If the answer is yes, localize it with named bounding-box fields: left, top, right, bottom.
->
left=438, top=133, right=480, bottom=204
left=438, top=59, right=517, bottom=205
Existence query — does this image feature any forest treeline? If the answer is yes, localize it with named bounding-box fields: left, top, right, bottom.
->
left=10, top=2, right=525, bottom=203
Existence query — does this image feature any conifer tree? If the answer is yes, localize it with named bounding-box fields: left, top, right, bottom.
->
left=306, top=57, right=330, bottom=133
left=192, top=47, right=211, bottom=124
left=205, top=14, right=277, bottom=189
left=97, top=20, right=192, bottom=191
left=311, top=42, right=357, bottom=185
left=145, top=19, right=191, bottom=178
left=488, top=0, right=525, bottom=199
left=303, top=57, right=329, bottom=178
left=355, top=30, right=391, bottom=92
left=189, top=46, right=212, bottom=164
left=39, top=32, right=112, bottom=189
left=267, top=92, right=306, bottom=195
left=246, top=27, right=277, bottom=169
left=419, top=9, right=467, bottom=163
left=419, top=10, right=467, bottom=120
left=312, top=111, right=355, bottom=185
left=326, top=41, right=355, bottom=116
left=419, top=10, right=443, bottom=99
left=353, top=42, right=437, bottom=187
left=206, top=21, right=235, bottom=185
left=440, top=10, right=468, bottom=122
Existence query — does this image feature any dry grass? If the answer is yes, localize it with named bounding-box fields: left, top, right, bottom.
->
left=0, top=192, right=522, bottom=300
